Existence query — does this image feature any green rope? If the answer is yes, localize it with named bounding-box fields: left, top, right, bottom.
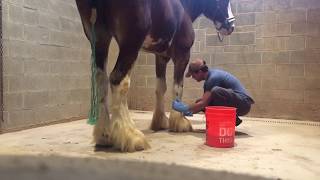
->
left=87, top=24, right=99, bottom=125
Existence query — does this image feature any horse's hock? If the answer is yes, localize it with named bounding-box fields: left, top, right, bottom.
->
left=1, top=0, right=319, bottom=131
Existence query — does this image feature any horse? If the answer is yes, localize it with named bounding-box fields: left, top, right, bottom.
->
left=75, top=0, right=235, bottom=152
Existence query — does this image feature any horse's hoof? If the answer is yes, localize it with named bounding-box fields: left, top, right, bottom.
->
left=151, top=113, right=169, bottom=131
left=94, top=143, right=113, bottom=151
left=111, top=126, right=150, bottom=152
left=169, top=113, right=193, bottom=132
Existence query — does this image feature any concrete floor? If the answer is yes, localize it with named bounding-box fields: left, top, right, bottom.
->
left=0, top=111, right=319, bottom=180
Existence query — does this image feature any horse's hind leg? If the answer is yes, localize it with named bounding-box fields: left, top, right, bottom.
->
left=76, top=0, right=112, bottom=146
left=151, top=55, right=170, bottom=131
left=92, top=36, right=112, bottom=146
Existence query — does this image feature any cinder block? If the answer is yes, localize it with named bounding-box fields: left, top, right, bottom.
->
left=199, top=17, right=213, bottom=29
left=304, top=90, right=320, bottom=103
left=3, top=57, right=24, bottom=75
left=206, top=35, right=228, bottom=46
left=8, top=4, right=24, bottom=24
left=38, top=12, right=60, bottom=30
left=277, top=23, right=291, bottom=36
left=23, top=8, right=38, bottom=26
left=305, top=78, right=320, bottom=90
left=192, top=41, right=201, bottom=53
left=60, top=17, right=82, bottom=34
left=24, top=0, right=49, bottom=10
left=238, top=76, right=261, bottom=89
left=307, top=36, right=320, bottom=49
left=262, top=52, right=290, bottom=64
left=262, top=24, right=277, bottom=37
left=261, top=76, right=290, bottom=90
left=24, top=59, right=50, bottom=75
left=133, top=65, right=155, bottom=76
left=24, top=91, right=49, bottom=109
left=224, top=46, right=249, bottom=53
left=291, top=50, right=320, bottom=64
left=7, top=76, right=24, bottom=92
left=24, top=25, right=49, bottom=43
left=3, top=93, right=23, bottom=111
left=3, top=22, right=23, bottom=40
left=33, top=106, right=62, bottom=123
left=236, top=13, right=255, bottom=26
left=230, top=32, right=255, bottom=45
left=190, top=53, right=211, bottom=64
left=8, top=40, right=37, bottom=59
left=7, top=109, right=35, bottom=129
left=247, top=64, right=276, bottom=77
left=276, top=64, right=304, bottom=77
left=286, top=36, right=305, bottom=50
left=136, top=53, right=147, bottom=65
left=131, top=75, right=146, bottom=87
left=254, top=89, right=304, bottom=102
left=195, top=29, right=206, bottom=41
left=235, top=26, right=256, bottom=34
left=238, top=0, right=263, bottom=13
left=305, top=64, right=320, bottom=77
left=146, top=54, right=155, bottom=65
left=255, top=12, right=277, bottom=25
left=278, top=9, right=306, bottom=23
left=289, top=77, right=305, bottom=90
left=307, top=9, right=320, bottom=23
left=213, top=52, right=261, bottom=65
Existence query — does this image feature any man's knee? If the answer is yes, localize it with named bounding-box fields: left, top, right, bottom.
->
left=237, top=103, right=251, bottom=116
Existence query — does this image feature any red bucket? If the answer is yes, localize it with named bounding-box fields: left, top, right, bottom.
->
left=205, top=106, right=236, bottom=148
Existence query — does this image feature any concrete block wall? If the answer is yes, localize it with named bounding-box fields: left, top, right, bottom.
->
left=1, top=0, right=91, bottom=132
left=129, top=0, right=320, bottom=121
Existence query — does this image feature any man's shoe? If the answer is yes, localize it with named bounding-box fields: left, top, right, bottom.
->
left=236, top=116, right=242, bottom=126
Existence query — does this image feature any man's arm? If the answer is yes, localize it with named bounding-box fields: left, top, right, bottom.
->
left=172, top=91, right=212, bottom=116
left=189, top=91, right=212, bottom=114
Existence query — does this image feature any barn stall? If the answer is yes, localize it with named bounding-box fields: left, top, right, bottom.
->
left=0, top=0, right=319, bottom=179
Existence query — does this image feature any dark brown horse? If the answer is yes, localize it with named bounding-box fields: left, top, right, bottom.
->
left=75, top=0, right=235, bottom=152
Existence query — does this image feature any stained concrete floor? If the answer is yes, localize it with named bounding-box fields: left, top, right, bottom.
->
left=0, top=111, right=319, bottom=180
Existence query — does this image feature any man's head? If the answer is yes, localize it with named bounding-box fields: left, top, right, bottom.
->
left=185, top=58, right=209, bottom=82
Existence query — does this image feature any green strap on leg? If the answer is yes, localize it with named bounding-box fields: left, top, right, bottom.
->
left=87, top=24, right=99, bottom=125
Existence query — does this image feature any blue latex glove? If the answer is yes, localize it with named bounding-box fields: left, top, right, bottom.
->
left=172, top=99, right=193, bottom=116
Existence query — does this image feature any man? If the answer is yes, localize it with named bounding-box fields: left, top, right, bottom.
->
left=172, top=58, right=254, bottom=126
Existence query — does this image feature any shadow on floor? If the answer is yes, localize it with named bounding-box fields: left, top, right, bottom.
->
left=0, top=155, right=271, bottom=180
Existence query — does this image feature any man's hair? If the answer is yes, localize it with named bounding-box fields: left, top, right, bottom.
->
left=199, top=60, right=208, bottom=72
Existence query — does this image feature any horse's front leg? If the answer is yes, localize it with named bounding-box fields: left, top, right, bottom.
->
left=151, top=55, right=170, bottom=131
left=169, top=51, right=193, bottom=132
left=109, top=46, right=150, bottom=152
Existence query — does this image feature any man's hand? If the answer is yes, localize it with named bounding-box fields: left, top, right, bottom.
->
left=172, top=99, right=193, bottom=116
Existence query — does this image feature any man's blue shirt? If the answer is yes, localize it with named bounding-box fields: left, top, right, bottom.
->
left=203, top=69, right=251, bottom=99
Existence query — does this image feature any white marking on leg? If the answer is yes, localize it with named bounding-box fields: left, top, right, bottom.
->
left=110, top=74, right=149, bottom=151
left=93, top=69, right=111, bottom=145
left=151, top=78, right=169, bottom=130
left=156, top=78, right=167, bottom=113
left=169, top=81, right=192, bottom=132
left=172, top=82, right=183, bottom=100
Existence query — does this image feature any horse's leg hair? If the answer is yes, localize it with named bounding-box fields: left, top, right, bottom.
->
left=168, top=13, right=194, bottom=132
left=75, top=0, right=113, bottom=146
left=169, top=54, right=193, bottom=132
left=109, top=42, right=150, bottom=152
left=150, top=55, right=170, bottom=131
